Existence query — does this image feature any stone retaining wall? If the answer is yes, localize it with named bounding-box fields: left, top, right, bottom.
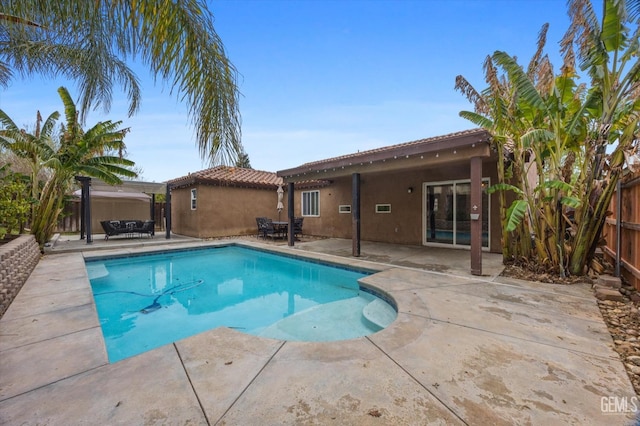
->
left=0, top=235, right=41, bottom=318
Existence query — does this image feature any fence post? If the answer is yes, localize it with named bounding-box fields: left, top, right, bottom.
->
left=615, top=180, right=621, bottom=277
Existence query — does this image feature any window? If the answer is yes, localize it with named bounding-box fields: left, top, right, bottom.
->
left=190, top=188, right=197, bottom=210
left=338, top=205, right=351, bottom=214
left=375, top=204, right=391, bottom=213
left=302, top=190, right=319, bottom=216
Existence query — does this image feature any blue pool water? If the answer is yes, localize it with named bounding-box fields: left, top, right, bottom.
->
left=86, top=245, right=396, bottom=362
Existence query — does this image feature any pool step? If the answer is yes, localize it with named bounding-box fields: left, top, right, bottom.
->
left=258, top=297, right=375, bottom=341
left=362, top=298, right=396, bottom=329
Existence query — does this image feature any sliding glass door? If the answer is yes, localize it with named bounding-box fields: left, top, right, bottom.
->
left=423, top=179, right=489, bottom=248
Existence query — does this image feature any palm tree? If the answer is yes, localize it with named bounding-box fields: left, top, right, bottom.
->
left=26, top=87, right=137, bottom=246
left=0, top=0, right=241, bottom=165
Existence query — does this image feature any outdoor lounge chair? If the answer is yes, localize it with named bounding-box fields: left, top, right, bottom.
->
left=133, top=220, right=155, bottom=237
left=100, top=220, right=123, bottom=240
left=100, top=219, right=154, bottom=240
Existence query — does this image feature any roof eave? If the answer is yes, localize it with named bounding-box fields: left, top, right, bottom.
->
left=278, top=130, right=491, bottom=178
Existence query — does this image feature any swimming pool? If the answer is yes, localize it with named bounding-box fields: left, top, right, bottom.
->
left=86, top=245, right=397, bottom=362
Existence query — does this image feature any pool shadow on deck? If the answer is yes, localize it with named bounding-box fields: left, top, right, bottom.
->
left=0, top=237, right=637, bottom=424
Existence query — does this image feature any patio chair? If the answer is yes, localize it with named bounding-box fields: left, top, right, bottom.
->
left=259, top=218, right=280, bottom=239
left=100, top=220, right=120, bottom=240
left=294, top=217, right=304, bottom=240
left=256, top=217, right=267, bottom=238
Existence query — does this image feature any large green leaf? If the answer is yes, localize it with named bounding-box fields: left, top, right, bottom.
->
left=493, top=51, right=546, bottom=112
left=458, top=111, right=494, bottom=129
left=602, top=0, right=627, bottom=52
left=486, top=182, right=524, bottom=196
left=561, top=196, right=582, bottom=209
left=521, top=128, right=555, bottom=150
left=505, top=199, right=528, bottom=232
left=538, top=179, right=574, bottom=193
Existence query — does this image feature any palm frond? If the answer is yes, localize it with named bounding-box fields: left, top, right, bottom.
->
left=1, top=0, right=241, bottom=163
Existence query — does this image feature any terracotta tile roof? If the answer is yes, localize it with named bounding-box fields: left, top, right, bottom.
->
left=278, top=128, right=489, bottom=177
left=168, top=166, right=283, bottom=189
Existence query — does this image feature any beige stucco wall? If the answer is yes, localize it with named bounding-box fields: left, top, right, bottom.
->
left=171, top=185, right=287, bottom=238
left=291, top=160, right=502, bottom=253
left=169, top=160, right=501, bottom=252
left=89, top=197, right=151, bottom=232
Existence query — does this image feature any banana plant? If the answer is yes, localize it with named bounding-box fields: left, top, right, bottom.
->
left=456, top=0, right=640, bottom=277
left=27, top=87, right=137, bottom=246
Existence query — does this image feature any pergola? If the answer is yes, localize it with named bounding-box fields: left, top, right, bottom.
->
left=74, top=177, right=171, bottom=243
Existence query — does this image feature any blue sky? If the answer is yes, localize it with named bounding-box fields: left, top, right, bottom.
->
left=0, top=0, right=571, bottom=183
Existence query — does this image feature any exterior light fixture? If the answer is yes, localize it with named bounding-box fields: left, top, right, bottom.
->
left=407, top=187, right=413, bottom=194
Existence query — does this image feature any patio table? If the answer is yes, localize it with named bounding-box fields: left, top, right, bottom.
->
left=272, top=221, right=288, bottom=238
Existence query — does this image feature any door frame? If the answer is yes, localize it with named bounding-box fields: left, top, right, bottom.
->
left=421, top=178, right=491, bottom=250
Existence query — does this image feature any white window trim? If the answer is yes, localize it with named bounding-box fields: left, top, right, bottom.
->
left=375, top=204, right=391, bottom=213
left=301, top=190, right=320, bottom=217
left=190, top=188, right=197, bottom=210
left=338, top=205, right=351, bottom=214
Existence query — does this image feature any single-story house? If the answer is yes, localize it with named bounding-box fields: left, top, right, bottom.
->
left=166, top=128, right=499, bottom=275
left=277, top=128, right=500, bottom=275
left=167, top=166, right=291, bottom=238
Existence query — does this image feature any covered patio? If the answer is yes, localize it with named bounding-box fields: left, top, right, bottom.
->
left=277, top=129, right=498, bottom=276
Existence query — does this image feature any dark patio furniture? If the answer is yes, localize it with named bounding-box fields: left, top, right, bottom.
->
left=257, top=217, right=286, bottom=239
left=294, top=217, right=304, bottom=239
left=134, top=220, right=155, bottom=237
left=256, top=217, right=267, bottom=238
left=100, top=220, right=155, bottom=240
left=272, top=221, right=288, bottom=239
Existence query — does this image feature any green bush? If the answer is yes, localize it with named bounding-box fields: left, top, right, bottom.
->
left=0, top=165, right=31, bottom=239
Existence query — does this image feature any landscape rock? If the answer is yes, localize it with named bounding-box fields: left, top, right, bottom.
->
left=595, top=287, right=625, bottom=302
left=598, top=275, right=622, bottom=289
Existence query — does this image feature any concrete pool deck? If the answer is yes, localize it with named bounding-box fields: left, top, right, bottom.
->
left=0, top=237, right=638, bottom=424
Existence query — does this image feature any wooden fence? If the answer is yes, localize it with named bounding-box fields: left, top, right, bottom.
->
left=603, top=171, right=640, bottom=290
left=55, top=200, right=167, bottom=233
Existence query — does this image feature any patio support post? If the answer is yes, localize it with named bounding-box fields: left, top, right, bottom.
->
left=75, top=176, right=92, bottom=244
left=288, top=182, right=295, bottom=246
left=79, top=186, right=85, bottom=240
left=150, top=193, right=156, bottom=236
left=165, top=184, right=172, bottom=239
left=352, top=173, right=361, bottom=257
left=470, top=156, right=482, bottom=275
